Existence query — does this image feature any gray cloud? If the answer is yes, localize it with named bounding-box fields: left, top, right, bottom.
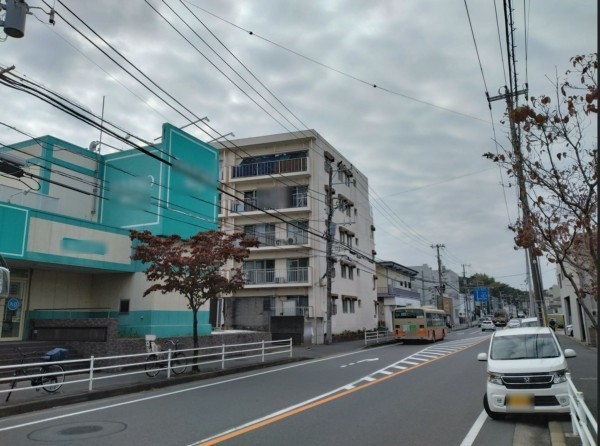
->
left=0, top=0, right=596, bottom=289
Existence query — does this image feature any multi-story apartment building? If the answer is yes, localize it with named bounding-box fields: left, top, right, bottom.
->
left=216, top=130, right=377, bottom=344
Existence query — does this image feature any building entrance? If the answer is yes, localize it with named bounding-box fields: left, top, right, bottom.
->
left=1, top=280, right=26, bottom=340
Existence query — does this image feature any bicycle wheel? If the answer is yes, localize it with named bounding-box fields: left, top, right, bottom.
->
left=171, top=352, right=187, bottom=375
left=41, top=364, right=65, bottom=393
left=145, top=354, right=161, bottom=377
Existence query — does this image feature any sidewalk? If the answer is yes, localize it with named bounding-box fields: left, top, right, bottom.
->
left=0, top=339, right=368, bottom=418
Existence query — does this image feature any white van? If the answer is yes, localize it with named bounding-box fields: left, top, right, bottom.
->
left=477, top=326, right=576, bottom=419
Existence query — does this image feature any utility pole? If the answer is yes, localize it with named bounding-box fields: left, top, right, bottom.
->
left=462, top=263, right=471, bottom=326
left=487, top=0, right=547, bottom=326
left=324, top=156, right=335, bottom=344
left=431, top=244, right=445, bottom=310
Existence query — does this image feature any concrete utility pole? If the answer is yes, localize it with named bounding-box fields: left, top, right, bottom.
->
left=324, top=157, right=335, bottom=344
left=431, top=244, right=445, bottom=310
left=462, top=263, right=471, bottom=326
left=487, top=0, right=547, bottom=326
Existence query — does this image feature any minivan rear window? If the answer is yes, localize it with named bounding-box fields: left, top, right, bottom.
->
left=490, top=333, right=560, bottom=360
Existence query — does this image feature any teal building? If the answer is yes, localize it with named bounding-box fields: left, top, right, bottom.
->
left=0, top=123, right=218, bottom=342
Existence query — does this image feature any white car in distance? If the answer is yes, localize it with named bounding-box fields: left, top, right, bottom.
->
left=481, top=320, right=496, bottom=332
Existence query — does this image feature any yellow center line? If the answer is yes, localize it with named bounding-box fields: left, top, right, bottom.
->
left=195, top=338, right=488, bottom=445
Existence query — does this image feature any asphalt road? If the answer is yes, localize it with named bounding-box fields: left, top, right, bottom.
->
left=0, top=329, right=594, bottom=446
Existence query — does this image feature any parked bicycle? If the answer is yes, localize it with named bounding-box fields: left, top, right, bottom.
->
left=145, top=339, right=188, bottom=377
left=5, top=347, right=68, bottom=402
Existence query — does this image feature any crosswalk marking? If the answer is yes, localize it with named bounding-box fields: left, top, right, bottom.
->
left=340, top=335, right=490, bottom=391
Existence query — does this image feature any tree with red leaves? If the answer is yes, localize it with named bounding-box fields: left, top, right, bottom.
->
left=484, top=53, right=597, bottom=332
left=130, top=229, right=259, bottom=357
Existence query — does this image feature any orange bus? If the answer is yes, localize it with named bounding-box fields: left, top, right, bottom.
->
left=393, top=306, right=447, bottom=342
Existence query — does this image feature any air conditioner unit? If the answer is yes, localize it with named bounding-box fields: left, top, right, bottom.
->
left=275, top=277, right=287, bottom=284
left=234, top=202, right=245, bottom=212
left=288, top=237, right=296, bottom=245
left=276, top=239, right=289, bottom=246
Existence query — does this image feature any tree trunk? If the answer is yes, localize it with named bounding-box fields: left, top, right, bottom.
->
left=192, top=307, right=199, bottom=372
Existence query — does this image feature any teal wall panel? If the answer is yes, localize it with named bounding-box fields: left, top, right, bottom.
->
left=0, top=205, right=27, bottom=256
left=117, top=310, right=211, bottom=338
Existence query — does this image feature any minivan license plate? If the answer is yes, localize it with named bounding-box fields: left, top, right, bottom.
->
left=507, top=394, right=533, bottom=410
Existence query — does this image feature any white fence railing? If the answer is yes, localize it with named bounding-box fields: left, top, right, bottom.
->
left=0, top=339, right=293, bottom=399
left=566, top=372, right=598, bottom=446
left=364, top=330, right=396, bottom=346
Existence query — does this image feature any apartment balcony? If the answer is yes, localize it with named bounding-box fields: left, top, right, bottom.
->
left=230, top=157, right=308, bottom=181
left=243, top=267, right=311, bottom=288
left=252, top=234, right=309, bottom=249
left=226, top=196, right=309, bottom=215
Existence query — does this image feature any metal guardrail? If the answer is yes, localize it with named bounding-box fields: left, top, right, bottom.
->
left=566, top=372, right=598, bottom=446
left=364, top=330, right=396, bottom=346
left=0, top=339, right=293, bottom=399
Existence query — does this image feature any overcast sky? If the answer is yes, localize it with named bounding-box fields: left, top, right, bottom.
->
left=0, top=1, right=597, bottom=290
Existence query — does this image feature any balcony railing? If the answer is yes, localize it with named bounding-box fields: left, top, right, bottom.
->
left=231, top=157, right=308, bottom=179
left=244, top=267, right=310, bottom=285
left=230, top=195, right=308, bottom=213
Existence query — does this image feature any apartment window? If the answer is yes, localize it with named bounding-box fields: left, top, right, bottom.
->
left=348, top=267, right=354, bottom=280
left=291, top=186, right=308, bottom=207
left=287, top=258, right=309, bottom=282
left=342, top=297, right=355, bottom=314
left=341, top=264, right=347, bottom=279
left=243, top=259, right=275, bottom=284
left=119, top=299, right=130, bottom=314
left=244, top=223, right=276, bottom=246
left=243, top=190, right=257, bottom=211
left=288, top=220, right=309, bottom=244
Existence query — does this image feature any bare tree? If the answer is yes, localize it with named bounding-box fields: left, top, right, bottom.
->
left=484, top=53, right=598, bottom=330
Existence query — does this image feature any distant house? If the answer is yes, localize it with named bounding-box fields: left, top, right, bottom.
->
left=558, top=260, right=597, bottom=346
left=375, top=261, right=420, bottom=330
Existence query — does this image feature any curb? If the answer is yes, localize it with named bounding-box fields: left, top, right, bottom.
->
left=549, top=421, right=567, bottom=446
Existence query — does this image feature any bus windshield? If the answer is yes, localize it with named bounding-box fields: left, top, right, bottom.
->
left=393, top=308, right=424, bottom=319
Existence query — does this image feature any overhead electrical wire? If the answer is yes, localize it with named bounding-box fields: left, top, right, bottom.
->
left=0, top=72, right=381, bottom=266
left=45, top=1, right=449, bottom=267
left=182, top=0, right=492, bottom=125
left=17, top=2, right=479, bottom=272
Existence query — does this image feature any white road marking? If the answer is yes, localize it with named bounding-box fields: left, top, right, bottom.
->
left=459, top=410, right=488, bottom=446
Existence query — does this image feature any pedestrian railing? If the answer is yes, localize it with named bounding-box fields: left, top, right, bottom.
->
left=364, top=329, right=396, bottom=346
left=566, top=372, right=597, bottom=446
left=0, top=339, right=293, bottom=400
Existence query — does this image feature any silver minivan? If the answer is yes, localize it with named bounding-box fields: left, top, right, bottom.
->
left=477, top=326, right=576, bottom=419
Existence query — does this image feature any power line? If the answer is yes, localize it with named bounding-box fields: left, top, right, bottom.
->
left=183, top=0, right=492, bottom=124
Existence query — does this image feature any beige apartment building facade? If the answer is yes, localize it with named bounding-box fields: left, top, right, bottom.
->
left=216, top=130, right=378, bottom=344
